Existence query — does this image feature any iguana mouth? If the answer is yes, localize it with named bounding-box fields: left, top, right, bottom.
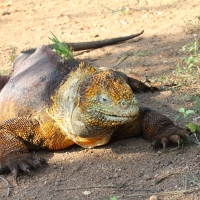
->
left=98, top=107, right=139, bottom=121
left=98, top=112, right=138, bottom=124
left=102, top=114, right=133, bottom=120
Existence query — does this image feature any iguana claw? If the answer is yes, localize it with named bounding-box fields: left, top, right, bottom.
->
left=161, top=137, right=169, bottom=150
left=170, top=135, right=181, bottom=147
left=150, top=134, right=184, bottom=151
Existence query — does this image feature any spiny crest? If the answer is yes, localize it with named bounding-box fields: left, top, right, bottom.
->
left=80, top=70, right=133, bottom=104
left=70, top=61, right=97, bottom=76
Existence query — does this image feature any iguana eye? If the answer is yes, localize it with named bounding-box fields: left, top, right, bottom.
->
left=97, top=94, right=112, bottom=105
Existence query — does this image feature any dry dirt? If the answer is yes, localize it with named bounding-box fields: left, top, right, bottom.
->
left=1, top=0, right=200, bottom=199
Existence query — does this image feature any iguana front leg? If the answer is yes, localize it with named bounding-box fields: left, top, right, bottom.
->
left=112, top=107, right=188, bottom=149
left=139, top=107, right=188, bottom=150
left=0, top=118, right=47, bottom=180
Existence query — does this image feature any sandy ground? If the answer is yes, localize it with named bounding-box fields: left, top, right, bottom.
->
left=1, top=0, right=200, bottom=199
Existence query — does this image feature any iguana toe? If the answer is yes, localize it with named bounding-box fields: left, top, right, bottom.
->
left=31, top=157, right=47, bottom=168
left=150, top=138, right=169, bottom=150
left=19, top=162, right=34, bottom=176
left=150, top=139, right=159, bottom=151
left=12, top=166, right=19, bottom=183
left=161, top=137, right=169, bottom=150
left=170, top=135, right=181, bottom=147
left=0, top=165, right=10, bottom=174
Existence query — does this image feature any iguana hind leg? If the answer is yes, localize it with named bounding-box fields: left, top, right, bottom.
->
left=0, top=118, right=47, bottom=180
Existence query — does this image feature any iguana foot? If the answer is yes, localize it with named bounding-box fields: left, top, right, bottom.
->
left=0, top=151, right=47, bottom=181
left=139, top=107, right=188, bottom=150
left=0, top=150, right=47, bottom=181
left=0, top=128, right=47, bottom=181
left=150, top=130, right=187, bottom=150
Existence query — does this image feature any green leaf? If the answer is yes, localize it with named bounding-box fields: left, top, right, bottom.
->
left=49, top=31, right=74, bottom=60
left=110, top=197, right=118, bottom=200
left=179, top=108, right=185, bottom=113
left=188, top=122, right=197, bottom=133
left=185, top=110, right=195, bottom=115
left=188, top=63, right=194, bottom=69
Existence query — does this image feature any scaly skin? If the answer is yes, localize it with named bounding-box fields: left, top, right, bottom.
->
left=0, top=45, right=187, bottom=179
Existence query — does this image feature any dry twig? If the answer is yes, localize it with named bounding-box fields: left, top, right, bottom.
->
left=55, top=182, right=139, bottom=191
left=0, top=176, right=11, bottom=196
left=184, top=175, right=188, bottom=190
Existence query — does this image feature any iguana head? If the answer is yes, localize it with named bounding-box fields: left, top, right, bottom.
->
left=77, top=70, right=139, bottom=129
left=49, top=64, right=139, bottom=148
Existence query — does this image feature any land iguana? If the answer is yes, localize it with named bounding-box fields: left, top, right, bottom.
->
left=0, top=39, right=187, bottom=180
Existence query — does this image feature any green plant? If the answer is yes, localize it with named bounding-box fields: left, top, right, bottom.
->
left=175, top=107, right=200, bottom=134
left=183, top=55, right=198, bottom=73
left=48, top=32, right=74, bottom=60
left=175, top=63, right=182, bottom=74
left=160, top=73, right=167, bottom=83
left=187, top=122, right=199, bottom=133
left=175, top=107, right=195, bottom=125
left=9, top=47, right=17, bottom=63
left=191, top=95, right=200, bottom=114
left=135, top=50, right=149, bottom=57
left=195, top=96, right=200, bottom=113
left=175, top=39, right=200, bottom=75
left=188, top=38, right=200, bottom=55
left=110, top=196, right=118, bottom=200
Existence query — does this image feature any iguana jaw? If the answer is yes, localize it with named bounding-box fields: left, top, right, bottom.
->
left=97, top=113, right=136, bottom=123
left=70, top=106, right=139, bottom=148
left=83, top=104, right=139, bottom=127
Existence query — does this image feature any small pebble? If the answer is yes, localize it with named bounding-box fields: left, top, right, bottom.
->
left=83, top=191, right=91, bottom=195
left=53, top=164, right=57, bottom=169
left=149, top=195, right=158, bottom=200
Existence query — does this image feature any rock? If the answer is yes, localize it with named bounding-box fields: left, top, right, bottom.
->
left=149, top=195, right=158, bottom=200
